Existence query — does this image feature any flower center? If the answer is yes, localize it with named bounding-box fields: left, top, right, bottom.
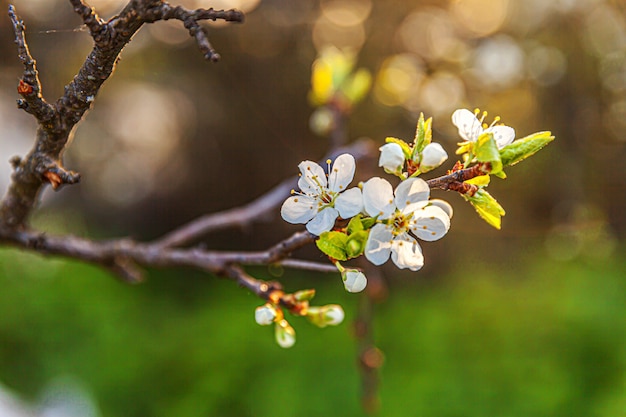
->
left=389, top=210, right=412, bottom=236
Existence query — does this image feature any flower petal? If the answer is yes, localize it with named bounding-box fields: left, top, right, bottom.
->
left=335, top=187, right=363, bottom=218
left=343, top=270, right=367, bottom=293
left=378, top=143, right=405, bottom=173
left=485, top=125, right=515, bottom=149
left=394, top=177, right=430, bottom=214
left=451, top=108, right=482, bottom=142
left=364, top=223, right=393, bottom=265
left=362, top=177, right=395, bottom=219
left=306, top=207, right=339, bottom=235
left=429, top=198, right=454, bottom=219
left=390, top=233, right=424, bottom=271
left=255, top=304, right=277, bottom=326
left=411, top=205, right=451, bottom=241
left=420, top=142, right=448, bottom=171
left=281, top=195, right=317, bottom=224
left=328, top=153, right=356, bottom=192
left=297, top=160, right=327, bottom=195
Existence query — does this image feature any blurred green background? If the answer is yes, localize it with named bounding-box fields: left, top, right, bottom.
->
left=0, top=0, right=625, bottom=416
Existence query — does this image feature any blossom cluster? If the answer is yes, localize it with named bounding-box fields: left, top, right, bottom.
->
left=269, top=106, right=553, bottom=347
left=280, top=111, right=478, bottom=289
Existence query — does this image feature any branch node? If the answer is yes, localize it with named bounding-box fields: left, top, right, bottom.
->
left=108, top=256, right=145, bottom=284
left=10, top=156, right=22, bottom=169
left=17, top=79, right=33, bottom=95
left=40, top=163, right=81, bottom=190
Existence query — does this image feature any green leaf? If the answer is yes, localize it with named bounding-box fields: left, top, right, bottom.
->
left=499, top=131, right=555, bottom=167
left=385, top=136, right=412, bottom=159
left=316, top=231, right=348, bottom=261
left=474, top=132, right=503, bottom=174
left=464, top=189, right=506, bottom=229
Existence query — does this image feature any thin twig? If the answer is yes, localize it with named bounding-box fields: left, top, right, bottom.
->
left=154, top=138, right=377, bottom=248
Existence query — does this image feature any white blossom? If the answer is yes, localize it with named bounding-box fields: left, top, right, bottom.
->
left=362, top=177, right=451, bottom=271
left=451, top=108, right=515, bottom=149
left=281, top=154, right=363, bottom=235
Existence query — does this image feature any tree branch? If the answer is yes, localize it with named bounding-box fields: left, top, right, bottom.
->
left=0, top=227, right=320, bottom=282
left=154, top=138, right=377, bottom=248
left=0, top=1, right=243, bottom=231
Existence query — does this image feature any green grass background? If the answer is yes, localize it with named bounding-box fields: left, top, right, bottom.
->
left=0, top=245, right=624, bottom=417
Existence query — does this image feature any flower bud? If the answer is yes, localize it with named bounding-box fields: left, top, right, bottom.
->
left=275, top=320, right=296, bottom=348
left=342, top=269, right=367, bottom=293
left=293, top=289, right=316, bottom=302
left=306, top=304, right=345, bottom=327
left=419, top=142, right=448, bottom=172
left=255, top=304, right=277, bottom=326
left=322, top=304, right=345, bottom=326
left=378, top=143, right=405, bottom=174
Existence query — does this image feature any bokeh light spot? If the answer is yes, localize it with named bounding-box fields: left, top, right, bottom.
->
left=527, top=45, right=567, bottom=86
left=416, top=71, right=465, bottom=116
left=471, top=35, right=524, bottom=89
left=320, top=0, right=372, bottom=28
left=374, top=54, right=425, bottom=107
left=397, top=8, right=469, bottom=63
left=313, top=16, right=366, bottom=51
left=450, top=0, right=509, bottom=38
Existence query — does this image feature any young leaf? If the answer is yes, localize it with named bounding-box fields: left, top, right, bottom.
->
left=474, top=132, right=503, bottom=174
left=316, top=231, right=349, bottom=261
left=345, top=230, right=369, bottom=259
left=412, top=113, right=432, bottom=155
left=499, top=131, right=554, bottom=167
left=361, top=216, right=377, bottom=230
left=465, top=175, right=490, bottom=187
left=346, top=215, right=365, bottom=235
left=464, top=189, right=506, bottom=229
left=385, top=136, right=412, bottom=159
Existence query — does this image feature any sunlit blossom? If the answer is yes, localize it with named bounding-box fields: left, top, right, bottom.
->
left=362, top=177, right=451, bottom=270
left=281, top=154, right=363, bottom=235
left=451, top=108, right=515, bottom=149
